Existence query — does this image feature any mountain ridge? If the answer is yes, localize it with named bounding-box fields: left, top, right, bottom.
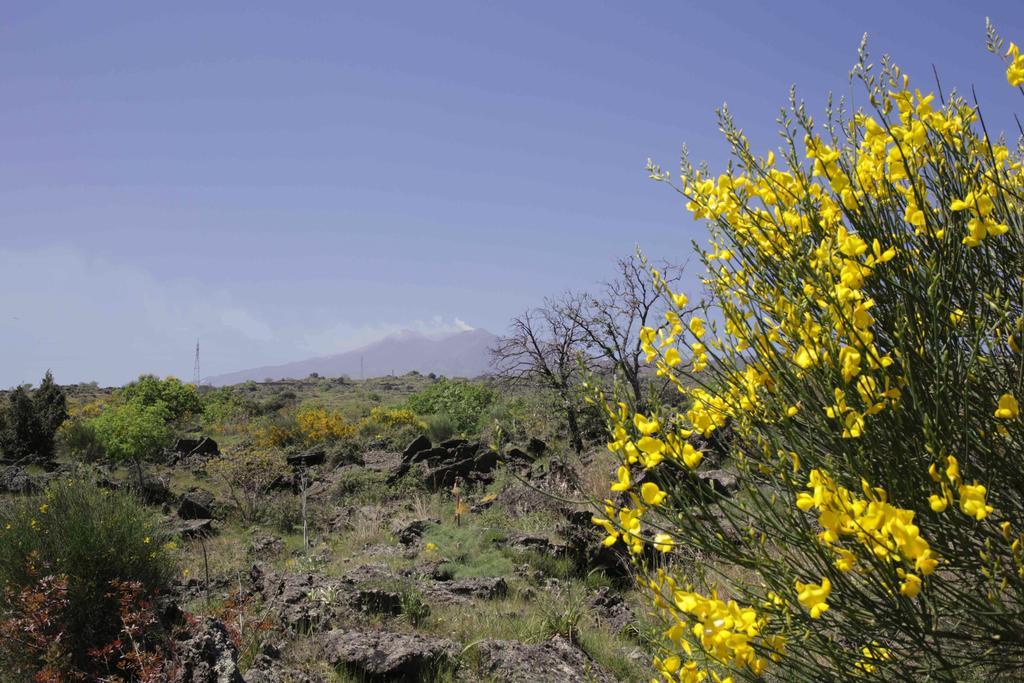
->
left=206, top=328, right=497, bottom=386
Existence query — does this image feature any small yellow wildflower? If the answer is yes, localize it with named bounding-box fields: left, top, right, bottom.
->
left=995, top=393, right=1019, bottom=419
left=796, top=577, right=831, bottom=618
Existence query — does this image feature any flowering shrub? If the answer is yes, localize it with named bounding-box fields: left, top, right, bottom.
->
left=595, top=27, right=1024, bottom=681
left=294, top=406, right=355, bottom=442
left=0, top=479, right=173, bottom=675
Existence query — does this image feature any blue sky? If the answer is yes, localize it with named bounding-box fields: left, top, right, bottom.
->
left=1, top=1, right=1021, bottom=386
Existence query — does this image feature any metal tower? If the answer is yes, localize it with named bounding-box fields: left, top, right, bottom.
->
left=193, top=339, right=201, bottom=387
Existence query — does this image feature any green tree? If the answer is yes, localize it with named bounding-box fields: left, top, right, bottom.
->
left=90, top=401, right=174, bottom=488
left=118, top=374, right=201, bottom=423
left=0, top=371, right=67, bottom=461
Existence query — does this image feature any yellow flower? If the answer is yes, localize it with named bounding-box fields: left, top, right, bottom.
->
left=1007, top=42, right=1024, bottom=87
left=143, top=536, right=151, bottom=544
left=610, top=465, right=631, bottom=492
left=652, top=533, right=675, bottom=552
left=900, top=572, right=922, bottom=598
left=796, top=577, right=831, bottom=618
left=958, top=482, right=993, bottom=521
left=38, top=504, right=48, bottom=514
left=689, top=317, right=706, bottom=338
left=672, top=291, right=689, bottom=308
left=641, top=482, right=667, bottom=506
left=425, top=542, right=437, bottom=552
left=633, top=413, right=660, bottom=435
left=928, top=494, right=948, bottom=513
left=681, top=443, right=703, bottom=469
left=995, top=393, right=1019, bottom=419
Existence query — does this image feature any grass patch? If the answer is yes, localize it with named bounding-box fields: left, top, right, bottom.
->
left=423, top=523, right=513, bottom=579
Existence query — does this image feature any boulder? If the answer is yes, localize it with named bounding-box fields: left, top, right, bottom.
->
left=179, top=490, right=216, bottom=520
left=171, top=617, right=243, bottom=683
left=351, top=588, right=402, bottom=616
left=174, top=518, right=214, bottom=538
left=587, top=586, right=635, bottom=633
left=443, top=577, right=507, bottom=600
left=323, top=629, right=458, bottom=681
left=133, top=475, right=172, bottom=505
left=392, top=518, right=438, bottom=545
left=474, top=635, right=617, bottom=683
left=287, top=449, right=326, bottom=468
left=0, top=466, right=40, bottom=495
left=439, top=438, right=469, bottom=449
left=402, top=435, right=432, bottom=460
left=250, top=567, right=353, bottom=632
left=527, top=437, right=548, bottom=457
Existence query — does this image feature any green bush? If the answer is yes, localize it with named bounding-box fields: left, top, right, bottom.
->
left=118, top=374, right=201, bottom=423
left=424, top=413, right=456, bottom=444
left=332, top=467, right=425, bottom=505
left=0, top=479, right=173, bottom=670
left=90, top=400, right=174, bottom=465
left=57, top=418, right=106, bottom=462
left=0, top=371, right=68, bottom=461
left=405, top=378, right=494, bottom=435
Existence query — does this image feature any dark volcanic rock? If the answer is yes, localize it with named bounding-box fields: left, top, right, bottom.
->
left=179, top=490, right=215, bottom=520
left=174, top=518, right=214, bottom=538
left=474, top=635, right=616, bottom=683
left=352, top=588, right=402, bottom=616
left=323, top=629, right=458, bottom=682
left=171, top=617, right=243, bottom=683
left=287, top=449, right=326, bottom=468
left=249, top=535, right=284, bottom=556
left=0, top=466, right=40, bottom=494
left=439, top=438, right=468, bottom=450
left=527, top=437, right=547, bottom=457
left=402, top=435, right=431, bottom=459
left=444, top=577, right=507, bottom=600
left=250, top=567, right=353, bottom=632
left=131, top=475, right=172, bottom=505
left=588, top=586, right=635, bottom=633
left=558, top=509, right=635, bottom=579
left=392, top=518, right=438, bottom=545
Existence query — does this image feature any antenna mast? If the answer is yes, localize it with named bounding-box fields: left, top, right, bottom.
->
left=193, top=339, right=201, bottom=387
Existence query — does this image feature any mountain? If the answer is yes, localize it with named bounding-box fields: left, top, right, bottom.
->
left=206, top=328, right=498, bottom=386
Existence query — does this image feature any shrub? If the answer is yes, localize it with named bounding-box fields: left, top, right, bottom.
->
left=90, top=400, right=175, bottom=482
left=0, top=479, right=173, bottom=674
left=405, top=378, right=495, bottom=435
left=593, top=29, right=1024, bottom=681
left=355, top=406, right=427, bottom=449
left=118, top=374, right=201, bottom=423
left=294, top=406, right=355, bottom=443
left=206, top=448, right=291, bottom=523
left=0, top=371, right=68, bottom=461
left=201, top=386, right=256, bottom=434
left=424, top=413, right=456, bottom=444
left=58, top=417, right=106, bottom=462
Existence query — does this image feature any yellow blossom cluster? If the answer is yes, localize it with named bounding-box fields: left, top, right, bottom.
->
left=295, top=407, right=355, bottom=442
left=796, top=468, right=937, bottom=597
left=928, top=455, right=994, bottom=521
left=648, top=569, right=784, bottom=682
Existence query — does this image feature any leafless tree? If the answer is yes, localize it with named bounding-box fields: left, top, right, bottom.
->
left=490, top=295, right=588, bottom=454
left=562, top=255, right=686, bottom=412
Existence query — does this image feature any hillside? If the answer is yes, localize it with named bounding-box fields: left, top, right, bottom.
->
left=207, top=329, right=497, bottom=386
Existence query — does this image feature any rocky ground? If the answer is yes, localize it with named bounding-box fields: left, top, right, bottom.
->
left=2, top=432, right=674, bottom=682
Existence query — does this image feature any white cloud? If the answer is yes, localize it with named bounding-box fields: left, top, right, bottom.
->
left=0, top=246, right=474, bottom=387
